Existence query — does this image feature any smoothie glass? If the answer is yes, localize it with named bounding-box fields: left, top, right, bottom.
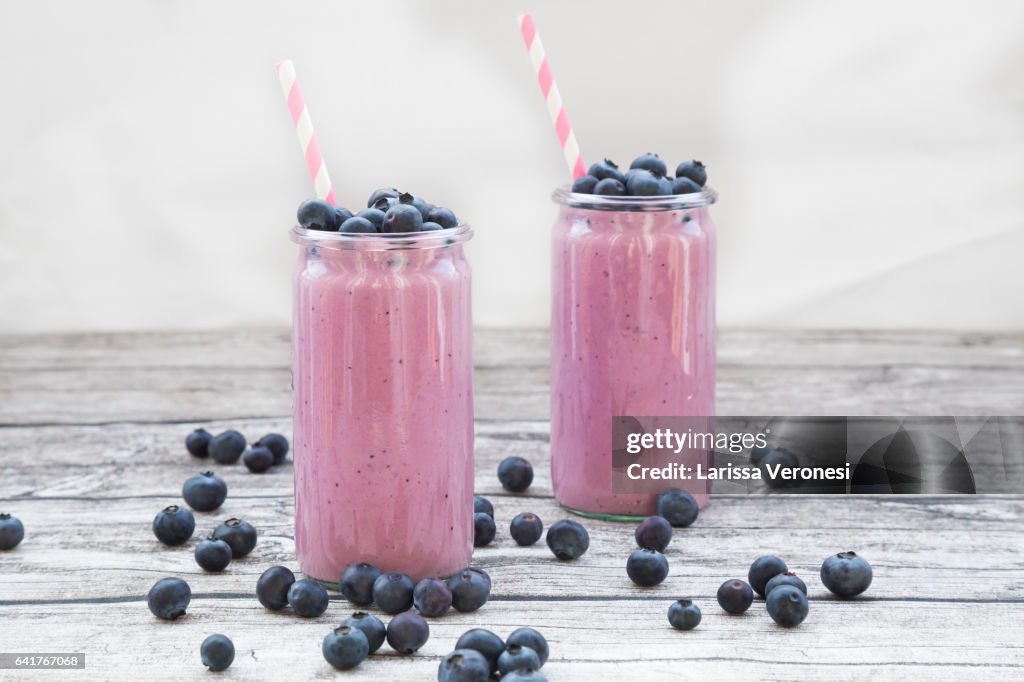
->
left=550, top=187, right=717, bottom=519
left=290, top=224, right=474, bottom=584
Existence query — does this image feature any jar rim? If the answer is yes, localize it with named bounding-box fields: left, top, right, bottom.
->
left=551, top=185, right=717, bottom=211
left=289, top=223, right=473, bottom=251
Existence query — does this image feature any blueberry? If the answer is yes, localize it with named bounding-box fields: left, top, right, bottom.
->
left=761, top=448, right=800, bottom=488
left=750, top=443, right=773, bottom=464
left=455, top=628, right=505, bottom=674
left=438, top=648, right=491, bottom=682
left=671, top=176, right=702, bottom=195
left=372, top=571, right=416, bottom=614
left=675, top=160, right=707, bottom=187
left=498, top=456, right=534, bottom=492
left=340, top=562, right=381, bottom=606
left=367, top=187, right=400, bottom=208
left=626, top=169, right=669, bottom=196
left=588, top=159, right=625, bottom=183
left=322, top=625, right=369, bottom=670
left=546, top=519, right=590, bottom=560
left=297, top=199, right=340, bottom=231
left=200, top=633, right=235, bottom=671
left=505, top=627, right=549, bottom=667
left=634, top=515, right=672, bottom=551
left=0, top=514, right=24, bottom=550
left=342, top=612, right=386, bottom=654
left=766, top=585, right=809, bottom=627
left=181, top=471, right=228, bottom=512
left=510, top=512, right=543, bottom=546
left=748, top=555, right=788, bottom=597
left=194, top=539, right=232, bottom=573
left=334, top=205, right=354, bottom=225
left=503, top=671, right=549, bottom=681
left=413, top=578, right=452, bottom=617
left=427, top=206, right=459, bottom=229
left=242, top=445, right=274, bottom=473
left=152, top=505, right=195, bottom=546
left=357, top=208, right=386, bottom=230
left=256, top=565, right=295, bottom=610
left=820, top=551, right=873, bottom=597
left=386, top=610, right=430, bottom=654
left=382, top=204, right=424, bottom=233
left=656, top=175, right=674, bottom=195
left=212, top=518, right=257, bottom=558
left=288, top=578, right=329, bottom=617
left=447, top=568, right=491, bottom=612
left=339, top=216, right=378, bottom=234
left=185, top=428, right=211, bottom=458
left=717, top=579, right=754, bottom=614
left=372, top=195, right=399, bottom=213
left=473, top=512, right=496, bottom=547
left=254, top=433, right=290, bottom=465
left=208, top=430, right=246, bottom=464
left=473, top=495, right=494, bottom=518
left=399, top=192, right=434, bottom=220
left=657, top=488, right=699, bottom=527
left=147, top=577, right=191, bottom=620
left=765, top=571, right=807, bottom=596
left=630, top=153, right=667, bottom=177
left=667, top=599, right=702, bottom=630
left=593, top=178, right=626, bottom=196
left=571, top=175, right=599, bottom=194
left=627, top=548, right=669, bottom=587
left=498, top=644, right=541, bottom=676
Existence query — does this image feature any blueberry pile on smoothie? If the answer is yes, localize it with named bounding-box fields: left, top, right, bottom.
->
left=570, top=154, right=708, bottom=196
left=296, top=188, right=460, bottom=234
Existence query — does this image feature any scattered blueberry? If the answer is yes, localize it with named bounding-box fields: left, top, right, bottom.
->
left=0, top=514, right=24, bottom=550
left=455, top=628, right=505, bottom=674
left=657, top=488, right=699, bottom=527
left=342, top=612, right=386, bottom=654
left=340, top=216, right=378, bottom=234
left=820, top=551, right=873, bottom=597
left=194, top=539, right=232, bottom=573
left=438, top=648, right=491, bottom=682
left=506, top=627, right=549, bottom=667
left=667, top=599, right=702, bottom=630
left=322, top=625, right=369, bottom=670
left=717, top=579, right=754, bottom=614
left=593, top=177, right=626, bottom=196
left=208, top=430, right=246, bottom=465
left=288, top=578, right=329, bottom=618
left=473, top=495, right=494, bottom=518
left=152, top=505, right=195, bottom=546
left=671, top=176, right=703, bottom=195
left=372, top=195, right=398, bottom=213
left=748, top=555, right=789, bottom=597
left=498, top=456, right=534, bottom=492
left=212, top=518, right=257, bottom=558
left=627, top=548, right=670, bottom=587
left=427, top=206, right=459, bottom=229
left=546, top=519, right=590, bottom=560
left=334, top=206, right=354, bottom=225
left=147, top=577, right=191, bottom=621
left=656, top=175, right=674, bottom=195
left=373, top=571, right=416, bottom=614
left=242, top=445, right=274, bottom=473
left=675, top=160, right=707, bottom=187
left=181, top=471, right=228, bottom=512
left=382, top=204, right=424, bottom=233
left=386, top=610, right=430, bottom=654
left=634, top=515, right=672, bottom=551
left=626, top=169, right=669, bottom=196
left=765, top=571, right=807, bottom=596
left=630, top=153, right=668, bottom=177
left=474, top=512, right=496, bottom=547
left=503, top=671, right=549, bottom=681
left=357, top=208, right=386, bottom=230
left=254, top=433, right=290, bottom=465
left=413, top=578, right=452, bottom=618
left=766, top=585, right=809, bottom=627
left=588, top=159, right=625, bottom=183
left=200, top=633, right=235, bottom=671
left=185, top=428, right=212, bottom=458
left=421, top=221, right=443, bottom=231
left=256, top=565, right=296, bottom=610
left=367, top=187, right=400, bottom=208
left=571, top=175, right=599, bottom=194
left=510, top=512, right=543, bottom=546
left=761, top=448, right=800, bottom=488
left=498, top=644, right=541, bottom=677
left=340, top=562, right=381, bottom=606
left=447, top=568, right=491, bottom=612
left=297, top=199, right=340, bottom=231
left=400, top=192, right=434, bottom=220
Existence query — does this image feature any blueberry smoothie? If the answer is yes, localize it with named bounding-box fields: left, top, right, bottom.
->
left=551, top=156, right=717, bottom=518
left=291, top=191, right=474, bottom=583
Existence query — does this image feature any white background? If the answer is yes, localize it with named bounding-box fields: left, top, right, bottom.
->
left=1, top=0, right=1022, bottom=333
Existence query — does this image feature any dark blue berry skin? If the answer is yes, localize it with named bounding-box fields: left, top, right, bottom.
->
left=152, top=505, right=195, bottom=546
left=765, top=572, right=807, bottom=596
left=382, top=204, right=424, bottom=233
left=657, top=488, right=699, bottom=528
left=656, top=175, right=674, bottom=195
left=766, top=585, right=809, bottom=627
left=421, top=221, right=443, bottom=232
left=200, top=633, right=235, bottom=671
left=208, top=430, right=246, bottom=464
left=288, top=578, right=329, bottom=617
left=717, top=579, right=754, bottom=614
left=498, top=456, right=534, bottom=492
left=413, top=578, right=452, bottom=618
left=749, top=555, right=789, bottom=597
left=447, top=568, right=491, bottom=612
left=297, top=199, right=340, bottom=231
left=667, top=599, right=702, bottom=630
left=342, top=612, right=386, bottom=654
left=821, top=551, right=873, bottom=597
left=427, top=206, right=459, bottom=229
left=498, top=645, right=541, bottom=676
left=626, top=169, right=669, bottom=196
left=367, top=187, right=400, bottom=208
left=761, top=448, right=800, bottom=488
left=334, top=206, right=354, bottom=224
left=506, top=627, right=549, bottom=666
left=339, top=216, right=378, bottom=234
left=473, top=495, right=494, bottom=518
left=588, top=159, right=625, bottom=183
left=627, top=548, right=669, bottom=587
left=373, top=571, right=416, bottom=614
left=455, top=629, right=505, bottom=674
left=181, top=472, right=227, bottom=512
left=322, top=625, right=369, bottom=670
left=438, top=648, right=491, bottom=682
left=194, top=539, right=232, bottom=573
left=593, top=178, right=626, bottom=196
left=671, top=176, right=702, bottom=195
left=546, top=519, right=590, bottom=560
left=474, top=512, right=496, bottom=547
left=510, top=512, right=543, bottom=546
left=503, top=671, right=549, bottom=681
left=340, top=562, right=381, bottom=606
left=254, top=433, right=290, bottom=465
left=675, top=160, right=707, bottom=187
left=212, top=518, right=257, bottom=558
left=185, top=428, right=211, bottom=458
left=147, top=577, right=191, bottom=620
left=0, top=514, right=24, bottom=550
left=242, top=446, right=274, bottom=473
left=386, top=610, right=430, bottom=654
left=399, top=193, right=434, bottom=220
left=571, top=175, right=599, bottom=194
left=630, top=153, right=668, bottom=177
left=373, top=196, right=399, bottom=213
left=357, top=208, right=386, bottom=230
left=634, top=515, right=672, bottom=551
left=256, top=565, right=295, bottom=610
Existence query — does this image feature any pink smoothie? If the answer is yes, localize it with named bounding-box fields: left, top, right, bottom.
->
left=550, top=194, right=716, bottom=517
left=291, top=227, right=474, bottom=582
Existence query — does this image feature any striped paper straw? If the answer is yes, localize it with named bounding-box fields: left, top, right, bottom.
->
left=276, top=60, right=337, bottom=205
left=517, top=13, right=586, bottom=180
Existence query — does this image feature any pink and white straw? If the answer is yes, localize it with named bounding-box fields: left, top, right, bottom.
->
left=276, top=59, right=337, bottom=205
left=517, top=13, right=586, bottom=181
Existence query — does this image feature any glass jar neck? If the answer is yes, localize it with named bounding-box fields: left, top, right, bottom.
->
left=551, top=185, right=717, bottom=212
left=290, top=224, right=473, bottom=252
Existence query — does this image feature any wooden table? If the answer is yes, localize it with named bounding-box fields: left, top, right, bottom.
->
left=1, top=329, right=1022, bottom=680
